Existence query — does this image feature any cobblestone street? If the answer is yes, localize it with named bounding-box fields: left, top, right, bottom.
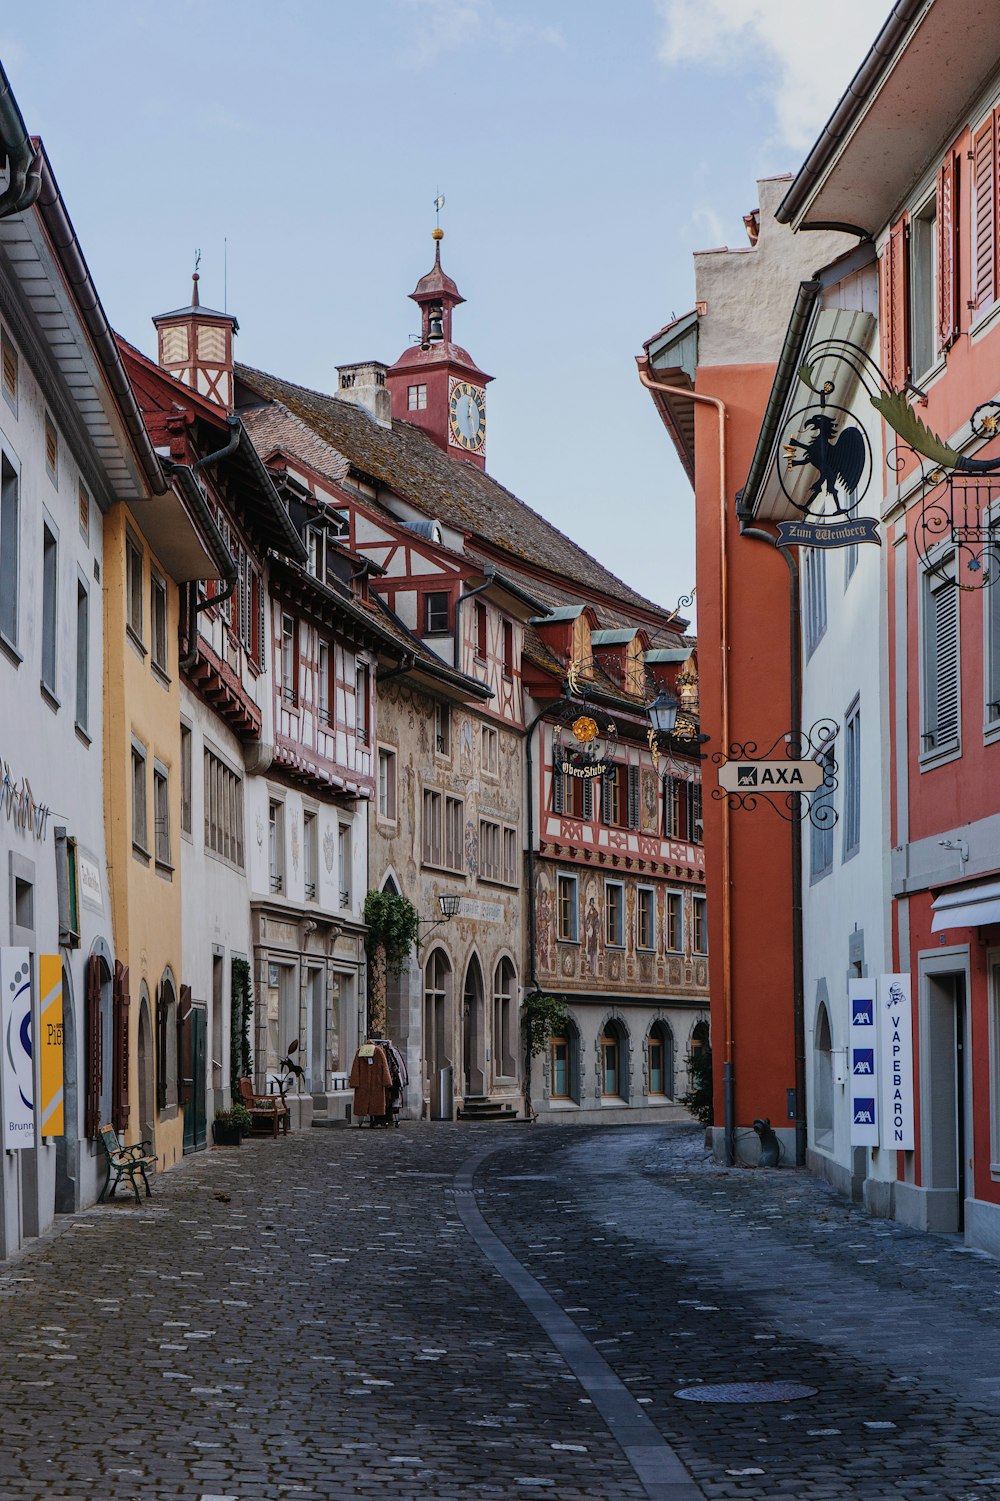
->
left=1, top=1122, right=1000, bottom=1500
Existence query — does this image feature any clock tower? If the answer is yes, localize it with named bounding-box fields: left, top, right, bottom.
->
left=386, top=229, right=492, bottom=471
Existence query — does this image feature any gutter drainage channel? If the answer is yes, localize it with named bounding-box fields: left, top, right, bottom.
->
left=453, top=1146, right=706, bottom=1501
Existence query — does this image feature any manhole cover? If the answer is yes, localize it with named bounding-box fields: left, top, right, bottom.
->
left=675, top=1382, right=817, bottom=1404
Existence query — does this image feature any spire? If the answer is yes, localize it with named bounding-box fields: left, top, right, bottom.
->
left=191, top=248, right=201, bottom=307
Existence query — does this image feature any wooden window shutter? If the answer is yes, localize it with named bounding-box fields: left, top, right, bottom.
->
left=882, top=218, right=910, bottom=389
left=582, top=775, right=593, bottom=821
left=662, top=776, right=674, bottom=838
left=85, top=954, right=102, bottom=1138
left=601, top=767, right=615, bottom=826
left=111, top=962, right=131, bottom=1134
left=156, top=984, right=168, bottom=1111
left=937, top=150, right=961, bottom=349
left=973, top=112, right=998, bottom=312
left=178, top=985, right=193, bottom=1109
left=551, top=760, right=565, bottom=815
left=933, top=582, right=960, bottom=744
left=627, top=765, right=641, bottom=830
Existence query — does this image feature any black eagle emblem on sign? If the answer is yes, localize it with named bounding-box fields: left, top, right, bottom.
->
left=784, top=414, right=867, bottom=513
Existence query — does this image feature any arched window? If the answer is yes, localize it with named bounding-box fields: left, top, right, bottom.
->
left=600, top=1017, right=629, bottom=1101
left=647, top=1020, right=675, bottom=1100
left=548, top=1015, right=581, bottom=1104
left=156, top=974, right=178, bottom=1113
left=423, top=948, right=452, bottom=1080
left=493, top=958, right=518, bottom=1078
left=814, top=1001, right=834, bottom=1150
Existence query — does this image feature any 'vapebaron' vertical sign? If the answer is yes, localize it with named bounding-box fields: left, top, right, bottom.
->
left=878, top=973, right=914, bottom=1150
left=848, top=978, right=879, bottom=1147
left=1, top=948, right=35, bottom=1149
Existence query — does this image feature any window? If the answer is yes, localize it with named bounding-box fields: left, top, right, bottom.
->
left=1, top=331, right=17, bottom=414
left=445, top=795, right=463, bottom=872
left=601, top=1027, right=621, bottom=1097
left=637, top=886, right=654, bottom=950
left=909, top=193, right=938, bottom=379
left=843, top=702, right=861, bottom=860
left=378, top=747, right=397, bottom=821
left=804, top=548, right=827, bottom=656
left=408, top=384, right=427, bottom=411
left=502, top=826, right=517, bottom=886
left=41, top=521, right=57, bottom=698
left=153, top=763, right=171, bottom=871
left=150, top=571, right=168, bottom=677
left=552, top=760, right=594, bottom=820
left=44, top=414, right=58, bottom=485
left=303, top=811, right=317, bottom=900
left=204, top=751, right=244, bottom=869
left=557, top=873, right=579, bottom=942
left=666, top=891, right=683, bottom=952
left=131, top=742, right=148, bottom=857
left=502, top=619, right=513, bottom=678
left=355, top=662, right=370, bottom=742
left=475, top=600, right=487, bottom=660
left=479, top=818, right=501, bottom=881
left=605, top=881, right=624, bottom=947
left=493, top=958, right=517, bottom=1077
left=601, top=763, right=640, bottom=830
left=550, top=1037, right=570, bottom=1099
left=268, top=799, right=284, bottom=893
left=692, top=896, right=708, bottom=955
left=423, top=789, right=442, bottom=866
left=810, top=747, right=836, bottom=880
left=75, top=580, right=89, bottom=734
left=435, top=701, right=451, bottom=756
left=281, top=615, right=297, bottom=706
left=663, top=775, right=702, bottom=842
left=180, top=726, right=192, bottom=836
left=79, top=481, right=90, bottom=543
left=481, top=724, right=499, bottom=775
left=317, top=641, right=331, bottom=725
left=126, top=532, right=143, bottom=644
left=338, top=823, right=352, bottom=907
left=648, top=1021, right=674, bottom=1099
left=0, top=454, right=19, bottom=649
left=306, top=527, right=327, bottom=582
left=922, top=563, right=959, bottom=755
left=425, top=592, right=450, bottom=633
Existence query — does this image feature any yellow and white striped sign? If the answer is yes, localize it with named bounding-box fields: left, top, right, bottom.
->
left=38, top=955, right=64, bottom=1137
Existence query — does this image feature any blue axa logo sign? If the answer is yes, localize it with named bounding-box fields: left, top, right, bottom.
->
left=853, top=1098, right=876, bottom=1125
left=852, top=997, right=874, bottom=1026
left=852, top=1048, right=874, bottom=1075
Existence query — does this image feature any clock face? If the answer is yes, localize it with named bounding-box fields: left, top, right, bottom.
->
left=449, top=380, right=486, bottom=452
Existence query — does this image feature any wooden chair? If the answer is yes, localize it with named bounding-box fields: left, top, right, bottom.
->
left=98, top=1125, right=156, bottom=1204
left=238, top=1078, right=290, bottom=1138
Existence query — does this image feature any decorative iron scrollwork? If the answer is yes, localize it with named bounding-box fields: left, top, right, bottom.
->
left=711, top=718, right=839, bottom=828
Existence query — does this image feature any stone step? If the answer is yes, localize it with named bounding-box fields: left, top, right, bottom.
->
left=457, top=1098, right=521, bottom=1122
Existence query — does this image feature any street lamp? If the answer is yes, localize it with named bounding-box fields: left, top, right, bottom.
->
left=647, top=688, right=681, bottom=738
left=419, top=892, right=462, bottom=935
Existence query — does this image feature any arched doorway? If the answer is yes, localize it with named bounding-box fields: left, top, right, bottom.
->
left=463, top=954, right=486, bottom=1097
left=600, top=1017, right=629, bottom=1101
left=54, top=960, right=78, bottom=1214
left=137, top=988, right=155, bottom=1156
left=813, top=1002, right=834, bottom=1150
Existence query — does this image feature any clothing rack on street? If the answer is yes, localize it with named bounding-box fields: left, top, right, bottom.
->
left=347, top=1035, right=407, bottom=1127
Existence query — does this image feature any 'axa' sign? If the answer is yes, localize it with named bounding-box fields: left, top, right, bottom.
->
left=717, top=758, right=824, bottom=794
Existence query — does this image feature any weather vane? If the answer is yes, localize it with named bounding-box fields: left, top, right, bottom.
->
left=433, top=191, right=445, bottom=230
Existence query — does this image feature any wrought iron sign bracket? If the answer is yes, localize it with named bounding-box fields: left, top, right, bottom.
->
left=712, top=719, right=839, bottom=828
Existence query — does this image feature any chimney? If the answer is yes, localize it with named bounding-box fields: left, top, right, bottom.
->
left=335, top=361, right=391, bottom=427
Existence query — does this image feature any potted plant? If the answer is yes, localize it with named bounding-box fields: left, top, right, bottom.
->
left=213, top=1102, right=251, bottom=1146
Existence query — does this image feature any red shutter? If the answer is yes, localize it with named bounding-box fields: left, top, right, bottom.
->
left=882, top=217, right=911, bottom=389
left=111, top=962, right=131, bottom=1134
left=178, top=985, right=193, bottom=1109
left=937, top=149, right=961, bottom=349
left=85, top=954, right=102, bottom=1138
left=973, top=112, right=998, bottom=311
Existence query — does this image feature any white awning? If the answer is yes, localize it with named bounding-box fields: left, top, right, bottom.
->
left=931, top=880, right=1000, bottom=932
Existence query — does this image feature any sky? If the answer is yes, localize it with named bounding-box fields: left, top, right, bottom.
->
left=1, top=0, right=883, bottom=620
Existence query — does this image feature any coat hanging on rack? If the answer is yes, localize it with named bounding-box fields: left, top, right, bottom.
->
left=348, top=1043, right=392, bottom=1120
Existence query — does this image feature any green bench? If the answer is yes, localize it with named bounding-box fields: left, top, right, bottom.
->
left=98, top=1125, right=156, bottom=1204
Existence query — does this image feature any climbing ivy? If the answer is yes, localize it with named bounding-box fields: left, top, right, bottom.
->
left=520, top=989, right=568, bottom=1122
left=362, top=890, right=420, bottom=973
left=230, top=957, right=253, bottom=1102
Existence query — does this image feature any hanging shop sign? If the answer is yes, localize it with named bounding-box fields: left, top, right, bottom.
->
left=1, top=948, right=34, bottom=1149
left=878, top=972, right=914, bottom=1150
left=774, top=363, right=880, bottom=551
left=848, top=978, right=879, bottom=1147
left=712, top=720, right=838, bottom=827
left=38, top=955, right=64, bottom=1138
left=552, top=710, right=619, bottom=781
left=0, top=759, right=51, bottom=842
left=558, top=752, right=611, bottom=780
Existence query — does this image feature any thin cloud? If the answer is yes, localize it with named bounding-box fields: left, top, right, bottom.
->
left=655, top=0, right=886, bottom=152
left=396, top=0, right=564, bottom=70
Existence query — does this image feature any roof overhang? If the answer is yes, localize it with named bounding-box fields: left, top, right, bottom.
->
left=638, top=309, right=699, bottom=484
left=128, top=481, right=224, bottom=583
left=779, top=0, right=1000, bottom=235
